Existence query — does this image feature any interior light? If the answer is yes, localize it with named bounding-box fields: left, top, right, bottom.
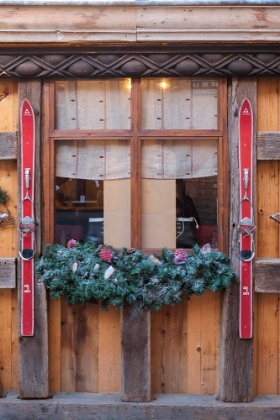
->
left=159, top=79, right=169, bottom=90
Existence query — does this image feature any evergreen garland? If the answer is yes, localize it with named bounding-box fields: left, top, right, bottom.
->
left=35, top=242, right=238, bottom=312
left=0, top=187, right=9, bottom=205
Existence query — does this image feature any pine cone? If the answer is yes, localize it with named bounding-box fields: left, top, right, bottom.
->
left=122, top=248, right=137, bottom=256
left=99, top=246, right=114, bottom=262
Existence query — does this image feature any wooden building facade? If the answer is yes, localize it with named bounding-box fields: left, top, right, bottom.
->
left=1, top=0, right=280, bottom=409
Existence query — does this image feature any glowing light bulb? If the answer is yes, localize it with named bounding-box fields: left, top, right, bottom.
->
left=159, top=79, right=169, bottom=90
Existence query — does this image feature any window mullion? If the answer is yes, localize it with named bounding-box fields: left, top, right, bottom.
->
left=130, top=79, right=141, bottom=248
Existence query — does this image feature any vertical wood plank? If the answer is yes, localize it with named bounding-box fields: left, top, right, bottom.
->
left=0, top=290, right=12, bottom=391
left=98, top=307, right=121, bottom=393
left=0, top=80, right=18, bottom=394
left=151, top=296, right=188, bottom=394
left=254, top=77, right=280, bottom=395
left=60, top=300, right=99, bottom=392
left=219, top=78, right=257, bottom=402
left=187, top=292, right=219, bottom=394
left=18, top=81, right=49, bottom=399
left=121, top=79, right=151, bottom=401
left=11, top=288, right=18, bottom=391
left=121, top=303, right=151, bottom=401
left=44, top=81, right=60, bottom=393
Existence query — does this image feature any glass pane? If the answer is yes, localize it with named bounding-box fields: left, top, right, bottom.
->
left=55, top=141, right=131, bottom=248
left=141, top=78, right=218, bottom=130
left=55, top=79, right=131, bottom=130
left=141, top=139, right=218, bottom=249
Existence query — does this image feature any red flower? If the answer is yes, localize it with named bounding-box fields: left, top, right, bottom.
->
left=173, top=248, right=187, bottom=264
left=67, top=239, right=77, bottom=249
left=99, top=246, right=114, bottom=262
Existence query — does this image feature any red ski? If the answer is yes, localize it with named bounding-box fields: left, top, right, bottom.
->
left=19, top=99, right=36, bottom=337
left=238, top=98, right=256, bottom=339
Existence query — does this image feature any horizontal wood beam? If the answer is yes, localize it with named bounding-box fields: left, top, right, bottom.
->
left=0, top=131, right=17, bottom=160
left=1, top=5, right=280, bottom=44
left=255, top=258, right=280, bottom=293
left=257, top=132, right=280, bottom=160
left=0, top=258, right=16, bottom=288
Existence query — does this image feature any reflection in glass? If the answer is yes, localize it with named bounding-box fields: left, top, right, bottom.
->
left=55, top=140, right=131, bottom=248
left=141, top=139, right=218, bottom=249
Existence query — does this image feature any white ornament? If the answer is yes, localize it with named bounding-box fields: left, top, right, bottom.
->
left=104, top=265, right=115, bottom=280
left=94, top=263, right=100, bottom=271
left=72, top=262, right=78, bottom=273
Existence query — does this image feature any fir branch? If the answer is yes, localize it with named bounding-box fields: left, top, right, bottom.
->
left=35, top=242, right=238, bottom=312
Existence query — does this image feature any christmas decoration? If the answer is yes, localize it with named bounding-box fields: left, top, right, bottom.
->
left=173, top=248, right=187, bottom=264
left=35, top=242, right=238, bottom=312
left=0, top=187, right=15, bottom=228
left=99, top=246, right=114, bottom=262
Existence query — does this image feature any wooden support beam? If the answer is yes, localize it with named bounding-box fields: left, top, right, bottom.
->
left=0, top=258, right=16, bottom=288
left=255, top=258, right=280, bottom=293
left=219, top=78, right=256, bottom=402
left=121, top=304, right=151, bottom=402
left=18, top=81, right=50, bottom=399
left=0, top=132, right=17, bottom=160
left=257, top=132, right=280, bottom=160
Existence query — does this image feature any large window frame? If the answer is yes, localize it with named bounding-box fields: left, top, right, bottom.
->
left=43, top=78, right=229, bottom=253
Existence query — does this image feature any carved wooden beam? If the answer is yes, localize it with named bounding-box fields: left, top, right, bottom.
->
left=1, top=52, right=280, bottom=79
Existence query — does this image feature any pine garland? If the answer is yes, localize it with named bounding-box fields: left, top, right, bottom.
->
left=0, top=187, right=9, bottom=205
left=35, top=242, right=238, bottom=312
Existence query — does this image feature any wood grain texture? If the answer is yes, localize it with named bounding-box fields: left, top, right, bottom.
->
left=219, top=78, right=257, bottom=402
left=0, top=132, right=17, bottom=160
left=151, top=297, right=188, bottom=394
left=60, top=300, right=99, bottom=392
left=18, top=81, right=49, bottom=399
left=254, top=77, right=280, bottom=395
left=257, top=132, right=280, bottom=160
left=0, top=6, right=136, bottom=43
left=1, top=6, right=280, bottom=44
left=121, top=303, right=151, bottom=402
left=255, top=258, right=280, bottom=293
left=0, top=258, right=16, bottom=288
left=187, top=292, right=219, bottom=395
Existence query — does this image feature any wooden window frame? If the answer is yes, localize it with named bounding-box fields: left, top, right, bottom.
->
left=43, top=78, right=229, bottom=253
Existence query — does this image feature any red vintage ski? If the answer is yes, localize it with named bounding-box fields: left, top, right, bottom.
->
left=19, top=99, right=35, bottom=337
left=238, top=98, right=256, bottom=339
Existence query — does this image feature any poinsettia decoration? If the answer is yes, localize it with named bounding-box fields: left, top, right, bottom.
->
left=35, top=241, right=238, bottom=312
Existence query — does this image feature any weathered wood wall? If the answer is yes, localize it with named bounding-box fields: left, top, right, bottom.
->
left=2, top=76, right=280, bottom=395
left=0, top=79, right=18, bottom=392
left=253, top=77, right=280, bottom=395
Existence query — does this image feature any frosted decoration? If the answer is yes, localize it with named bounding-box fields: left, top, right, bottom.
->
left=141, top=78, right=217, bottom=130
left=55, top=79, right=131, bottom=130
left=141, top=139, right=217, bottom=179
left=56, top=140, right=130, bottom=180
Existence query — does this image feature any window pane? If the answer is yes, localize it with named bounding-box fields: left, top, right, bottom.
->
left=141, top=78, right=218, bottom=130
left=55, top=141, right=131, bottom=248
left=55, top=79, right=131, bottom=130
left=141, top=140, right=218, bottom=249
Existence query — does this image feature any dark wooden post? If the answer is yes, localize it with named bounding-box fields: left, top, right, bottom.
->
left=219, top=77, right=256, bottom=402
left=18, top=81, right=49, bottom=399
left=121, top=303, right=151, bottom=402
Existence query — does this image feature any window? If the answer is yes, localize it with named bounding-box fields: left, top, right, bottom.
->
left=44, top=77, right=228, bottom=252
